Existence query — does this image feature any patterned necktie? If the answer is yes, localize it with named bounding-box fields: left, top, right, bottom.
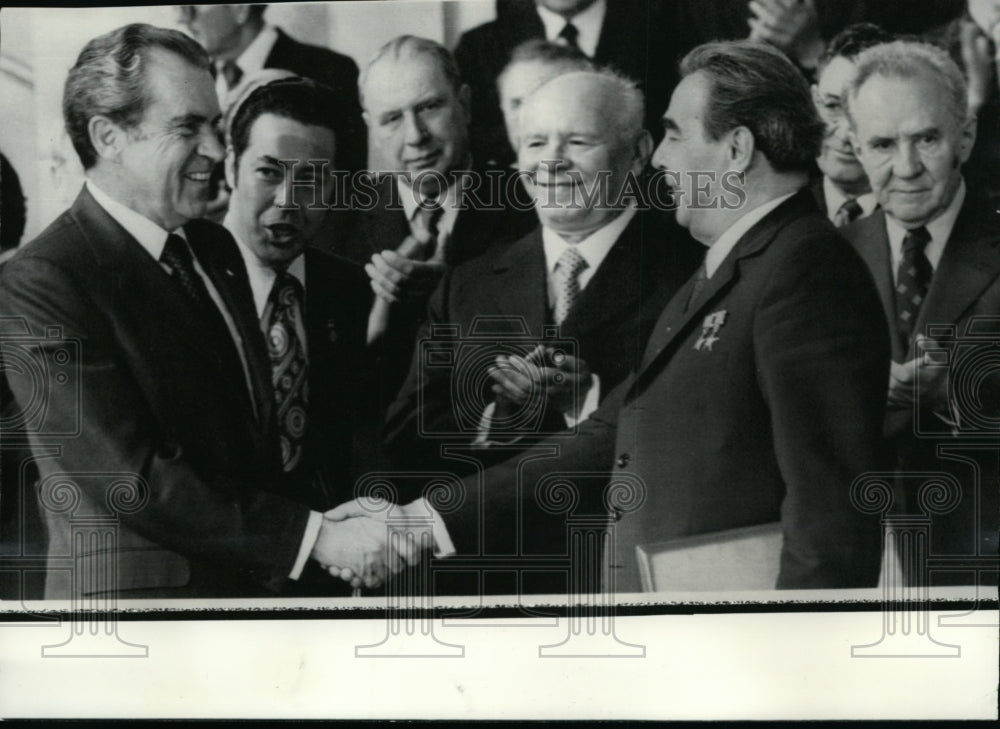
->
left=559, top=21, right=581, bottom=52
left=833, top=197, right=864, bottom=228
left=895, top=226, right=932, bottom=349
left=263, top=272, right=308, bottom=473
left=411, top=202, right=445, bottom=259
left=160, top=233, right=231, bottom=343
left=552, top=246, right=588, bottom=325
left=684, top=263, right=709, bottom=313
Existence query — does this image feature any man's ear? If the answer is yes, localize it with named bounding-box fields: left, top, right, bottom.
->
left=810, top=84, right=822, bottom=109
left=88, top=115, right=126, bottom=163
left=958, top=114, right=978, bottom=164
left=457, top=83, right=472, bottom=118
left=729, top=126, right=755, bottom=173
left=224, top=145, right=238, bottom=191
left=632, top=129, right=654, bottom=174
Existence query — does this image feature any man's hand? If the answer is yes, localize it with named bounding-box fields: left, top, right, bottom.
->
left=748, top=0, right=824, bottom=70
left=324, top=498, right=435, bottom=571
left=887, top=336, right=950, bottom=412
left=365, top=247, right=447, bottom=304
left=310, top=514, right=405, bottom=590
left=489, top=345, right=593, bottom=417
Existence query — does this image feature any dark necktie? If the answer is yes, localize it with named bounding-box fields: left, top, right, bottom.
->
left=558, top=22, right=581, bottom=52
left=895, top=226, right=932, bottom=349
left=264, top=272, right=308, bottom=473
left=684, top=263, right=709, bottom=313
left=411, top=202, right=445, bottom=259
left=833, top=197, right=864, bottom=228
left=221, top=60, right=243, bottom=90
left=160, top=233, right=232, bottom=344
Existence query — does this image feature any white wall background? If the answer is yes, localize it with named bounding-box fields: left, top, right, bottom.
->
left=0, top=1, right=497, bottom=241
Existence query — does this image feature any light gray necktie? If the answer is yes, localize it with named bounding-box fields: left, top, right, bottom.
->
left=552, top=246, right=588, bottom=325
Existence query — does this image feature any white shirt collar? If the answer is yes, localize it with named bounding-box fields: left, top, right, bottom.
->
left=705, top=191, right=798, bottom=278
left=885, top=179, right=965, bottom=282
left=86, top=179, right=176, bottom=259
left=541, top=204, right=636, bottom=295
left=535, top=0, right=606, bottom=58
left=224, top=210, right=306, bottom=317
left=822, top=176, right=878, bottom=223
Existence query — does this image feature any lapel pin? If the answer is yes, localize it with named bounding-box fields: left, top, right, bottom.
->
left=694, top=310, right=728, bottom=352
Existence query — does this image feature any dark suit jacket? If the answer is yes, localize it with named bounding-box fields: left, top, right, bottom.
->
left=443, top=190, right=889, bottom=594
left=844, top=193, right=1000, bottom=575
left=0, top=187, right=312, bottom=599
left=384, top=209, right=702, bottom=477
left=454, top=0, right=679, bottom=167
left=264, top=27, right=365, bottom=172
left=333, top=170, right=537, bottom=398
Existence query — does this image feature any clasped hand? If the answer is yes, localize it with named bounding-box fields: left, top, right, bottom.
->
left=887, top=336, right=950, bottom=412
left=489, top=344, right=592, bottom=418
left=365, top=235, right=447, bottom=305
left=310, top=498, right=435, bottom=590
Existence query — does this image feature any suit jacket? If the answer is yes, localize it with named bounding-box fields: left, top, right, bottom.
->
left=0, top=187, right=312, bottom=599
left=844, top=193, right=1000, bottom=573
left=333, top=170, right=537, bottom=398
left=442, top=190, right=889, bottom=594
left=264, top=27, right=365, bottom=173
left=454, top=0, right=679, bottom=167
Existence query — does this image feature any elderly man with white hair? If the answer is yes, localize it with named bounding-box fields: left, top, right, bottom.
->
left=383, top=69, right=701, bottom=530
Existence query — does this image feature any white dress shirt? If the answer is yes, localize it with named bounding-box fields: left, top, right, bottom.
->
left=704, top=191, right=798, bottom=278
left=536, top=0, right=606, bottom=58
left=822, top=176, right=878, bottom=224
left=885, top=180, right=965, bottom=284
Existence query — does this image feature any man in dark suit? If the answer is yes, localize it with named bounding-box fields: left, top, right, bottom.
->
left=221, top=76, right=404, bottom=592
left=0, top=24, right=406, bottom=599
left=454, top=0, right=678, bottom=168
left=842, top=39, right=1000, bottom=586
left=383, top=69, right=702, bottom=477
left=360, top=40, right=886, bottom=595
left=344, top=35, right=535, bottom=396
left=809, top=23, right=891, bottom=226
left=176, top=4, right=364, bottom=173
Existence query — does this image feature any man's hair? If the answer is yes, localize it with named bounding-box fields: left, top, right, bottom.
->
left=358, top=35, right=462, bottom=109
left=524, top=68, right=645, bottom=142
left=63, top=23, right=211, bottom=170
left=497, top=38, right=594, bottom=91
left=844, top=39, right=969, bottom=129
left=817, top=23, right=894, bottom=72
left=1, top=152, right=27, bottom=252
left=680, top=40, right=824, bottom=173
left=246, top=4, right=268, bottom=22
left=229, top=76, right=348, bottom=169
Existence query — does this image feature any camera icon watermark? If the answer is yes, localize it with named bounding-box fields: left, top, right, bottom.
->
left=0, top=318, right=82, bottom=439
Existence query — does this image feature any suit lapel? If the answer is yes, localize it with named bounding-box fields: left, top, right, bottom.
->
left=636, top=191, right=814, bottom=376
left=70, top=189, right=258, bottom=434
left=848, top=210, right=901, bottom=358
left=487, top=229, right=548, bottom=332
left=188, top=227, right=274, bottom=431
left=560, top=213, right=646, bottom=338
left=913, top=201, right=1000, bottom=344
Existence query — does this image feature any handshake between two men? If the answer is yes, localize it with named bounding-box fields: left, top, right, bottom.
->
left=309, top=497, right=443, bottom=590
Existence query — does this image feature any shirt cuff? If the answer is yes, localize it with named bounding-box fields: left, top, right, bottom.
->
left=564, top=373, right=600, bottom=427
left=420, top=497, right=456, bottom=557
left=289, top=510, right=323, bottom=580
